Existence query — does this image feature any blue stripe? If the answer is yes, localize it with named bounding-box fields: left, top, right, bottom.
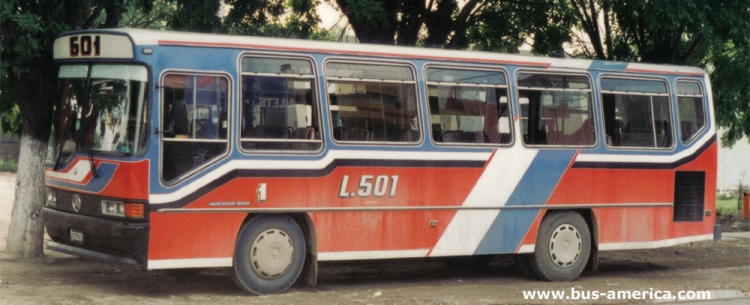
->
left=474, top=149, right=577, bottom=254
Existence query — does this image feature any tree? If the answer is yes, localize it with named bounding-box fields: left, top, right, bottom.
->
left=1, top=0, right=142, bottom=259
left=222, top=0, right=331, bottom=39
left=562, top=0, right=750, bottom=147
left=328, top=0, right=573, bottom=51
left=329, top=0, right=484, bottom=47
left=119, top=0, right=174, bottom=29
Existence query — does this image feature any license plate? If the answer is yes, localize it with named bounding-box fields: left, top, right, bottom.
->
left=70, top=229, right=84, bottom=244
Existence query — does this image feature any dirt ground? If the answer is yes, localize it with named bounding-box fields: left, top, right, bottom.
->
left=1, top=172, right=749, bottom=304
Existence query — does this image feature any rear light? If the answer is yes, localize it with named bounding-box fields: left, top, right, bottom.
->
left=125, top=203, right=145, bottom=219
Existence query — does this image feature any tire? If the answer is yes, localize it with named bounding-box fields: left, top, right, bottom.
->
left=232, top=215, right=306, bottom=295
left=529, top=211, right=591, bottom=282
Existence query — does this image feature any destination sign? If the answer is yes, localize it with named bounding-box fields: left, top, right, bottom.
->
left=54, top=33, right=134, bottom=60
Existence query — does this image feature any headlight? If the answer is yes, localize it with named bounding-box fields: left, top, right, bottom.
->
left=101, top=200, right=125, bottom=217
left=46, top=190, right=57, bottom=208
left=101, top=200, right=144, bottom=218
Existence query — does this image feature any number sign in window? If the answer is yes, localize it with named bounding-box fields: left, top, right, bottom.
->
left=426, top=67, right=512, bottom=144
left=326, top=62, right=420, bottom=143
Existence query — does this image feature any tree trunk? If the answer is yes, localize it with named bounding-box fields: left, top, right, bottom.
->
left=5, top=69, right=54, bottom=260
left=5, top=131, right=48, bottom=259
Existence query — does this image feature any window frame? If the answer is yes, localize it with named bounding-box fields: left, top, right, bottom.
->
left=515, top=70, right=598, bottom=148
left=323, top=58, right=423, bottom=146
left=424, top=64, right=514, bottom=147
left=674, top=79, right=707, bottom=145
left=597, top=74, right=675, bottom=151
left=237, top=53, right=324, bottom=154
left=158, top=69, right=233, bottom=186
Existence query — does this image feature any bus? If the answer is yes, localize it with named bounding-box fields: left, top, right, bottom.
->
left=43, top=29, right=717, bottom=294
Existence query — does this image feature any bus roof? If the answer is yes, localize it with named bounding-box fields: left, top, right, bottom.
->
left=70, top=28, right=707, bottom=76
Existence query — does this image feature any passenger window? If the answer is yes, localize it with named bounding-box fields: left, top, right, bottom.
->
left=600, top=78, right=673, bottom=148
left=240, top=56, right=321, bottom=151
left=517, top=73, right=595, bottom=146
left=676, top=81, right=705, bottom=143
left=426, top=67, right=511, bottom=144
left=326, top=62, right=420, bottom=143
left=161, top=74, right=229, bottom=182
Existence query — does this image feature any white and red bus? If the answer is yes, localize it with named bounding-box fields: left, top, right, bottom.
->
left=43, top=29, right=717, bottom=294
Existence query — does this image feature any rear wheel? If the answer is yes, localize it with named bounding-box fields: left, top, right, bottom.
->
left=232, top=215, right=306, bottom=294
left=529, top=211, right=590, bottom=281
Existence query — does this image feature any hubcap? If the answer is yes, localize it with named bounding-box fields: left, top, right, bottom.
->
left=250, top=229, right=294, bottom=279
left=548, top=224, right=582, bottom=269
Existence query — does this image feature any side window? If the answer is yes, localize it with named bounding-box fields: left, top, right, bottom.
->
left=600, top=78, right=673, bottom=148
left=517, top=73, right=596, bottom=146
left=676, top=81, right=706, bottom=143
left=161, top=73, right=229, bottom=182
left=326, top=62, right=420, bottom=143
left=426, top=67, right=511, bottom=144
left=240, top=56, right=321, bottom=151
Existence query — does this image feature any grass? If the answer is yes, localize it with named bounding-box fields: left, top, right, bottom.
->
left=0, top=158, right=18, bottom=173
left=717, top=198, right=742, bottom=216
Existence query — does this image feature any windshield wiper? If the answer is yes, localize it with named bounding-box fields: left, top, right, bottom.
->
left=52, top=108, right=77, bottom=172
left=76, top=68, right=98, bottom=178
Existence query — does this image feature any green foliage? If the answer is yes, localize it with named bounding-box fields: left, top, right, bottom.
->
left=0, top=158, right=18, bottom=173
left=120, top=0, right=173, bottom=29
left=0, top=105, right=21, bottom=136
left=182, top=0, right=332, bottom=40
left=716, top=198, right=741, bottom=216
left=468, top=0, right=575, bottom=54
left=169, top=0, right=222, bottom=32
left=560, top=0, right=750, bottom=146
left=344, top=0, right=387, bottom=34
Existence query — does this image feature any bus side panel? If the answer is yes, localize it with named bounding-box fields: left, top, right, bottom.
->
left=148, top=165, right=484, bottom=264
left=546, top=168, right=675, bottom=205
left=310, top=210, right=456, bottom=259
left=180, top=167, right=483, bottom=211
left=148, top=212, right=246, bottom=264
left=540, top=141, right=717, bottom=249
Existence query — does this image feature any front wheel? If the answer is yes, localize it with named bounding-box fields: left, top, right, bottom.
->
left=529, top=211, right=591, bottom=282
left=232, top=215, right=306, bottom=294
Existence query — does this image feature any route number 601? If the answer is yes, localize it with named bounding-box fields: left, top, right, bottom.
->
left=69, top=35, right=101, bottom=57
left=338, top=175, right=399, bottom=198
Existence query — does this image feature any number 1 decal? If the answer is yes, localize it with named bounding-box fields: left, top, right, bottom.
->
left=257, top=183, right=267, bottom=202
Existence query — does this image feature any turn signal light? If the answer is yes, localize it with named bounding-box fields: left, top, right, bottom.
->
left=125, top=203, right=145, bottom=219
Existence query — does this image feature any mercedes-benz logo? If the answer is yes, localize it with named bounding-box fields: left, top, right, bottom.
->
left=71, top=195, right=81, bottom=212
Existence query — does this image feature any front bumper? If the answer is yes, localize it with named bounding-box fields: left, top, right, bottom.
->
left=43, top=207, right=148, bottom=269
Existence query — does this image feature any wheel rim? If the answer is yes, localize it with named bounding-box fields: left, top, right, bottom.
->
left=250, top=229, right=294, bottom=279
left=547, top=224, right=582, bottom=269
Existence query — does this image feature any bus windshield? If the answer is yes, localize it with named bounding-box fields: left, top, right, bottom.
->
left=48, top=64, right=148, bottom=164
